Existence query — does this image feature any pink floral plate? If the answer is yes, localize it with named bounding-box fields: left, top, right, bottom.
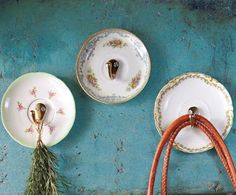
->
left=1, top=72, right=76, bottom=148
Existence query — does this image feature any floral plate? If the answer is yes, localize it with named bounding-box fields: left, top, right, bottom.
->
left=76, top=28, right=151, bottom=104
left=154, top=72, right=233, bottom=153
left=1, top=72, right=76, bottom=148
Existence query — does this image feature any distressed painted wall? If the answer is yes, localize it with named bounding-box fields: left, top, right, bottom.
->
left=0, top=0, right=236, bottom=194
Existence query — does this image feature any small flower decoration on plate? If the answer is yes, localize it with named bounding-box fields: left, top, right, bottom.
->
left=1, top=72, right=76, bottom=194
left=103, top=39, right=127, bottom=48
left=1, top=72, right=76, bottom=148
left=127, top=71, right=142, bottom=91
left=76, top=28, right=151, bottom=104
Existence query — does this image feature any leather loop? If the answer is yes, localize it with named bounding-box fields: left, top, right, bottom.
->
left=147, top=114, right=236, bottom=195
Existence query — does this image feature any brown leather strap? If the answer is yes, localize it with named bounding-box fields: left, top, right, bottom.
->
left=161, top=121, right=191, bottom=195
left=147, top=115, right=190, bottom=195
left=147, top=114, right=236, bottom=195
left=161, top=116, right=236, bottom=195
left=161, top=124, right=231, bottom=195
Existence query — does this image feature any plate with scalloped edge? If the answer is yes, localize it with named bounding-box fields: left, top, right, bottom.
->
left=154, top=72, right=233, bottom=153
left=76, top=28, right=151, bottom=104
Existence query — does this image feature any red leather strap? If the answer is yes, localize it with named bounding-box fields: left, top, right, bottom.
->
left=147, top=114, right=236, bottom=195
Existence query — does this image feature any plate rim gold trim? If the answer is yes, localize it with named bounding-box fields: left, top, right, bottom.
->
left=75, top=28, right=151, bottom=104
left=154, top=72, right=234, bottom=153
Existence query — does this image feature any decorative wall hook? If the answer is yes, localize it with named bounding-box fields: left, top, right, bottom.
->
left=76, top=28, right=151, bottom=104
left=150, top=72, right=235, bottom=194
left=188, top=106, right=198, bottom=128
left=30, top=103, right=47, bottom=143
left=154, top=72, right=233, bottom=153
left=31, top=103, right=46, bottom=130
left=107, top=59, right=119, bottom=80
left=1, top=72, right=76, bottom=194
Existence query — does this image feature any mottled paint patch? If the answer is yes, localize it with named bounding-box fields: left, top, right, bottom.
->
left=181, top=0, right=236, bottom=20
left=0, top=145, right=7, bottom=162
left=208, top=181, right=224, bottom=192
left=0, top=0, right=17, bottom=5
left=115, top=139, right=125, bottom=152
left=0, top=173, right=7, bottom=184
left=0, top=145, right=8, bottom=186
left=232, top=128, right=236, bottom=134
left=78, top=186, right=86, bottom=193
left=208, top=36, right=234, bottom=87
left=115, top=161, right=124, bottom=174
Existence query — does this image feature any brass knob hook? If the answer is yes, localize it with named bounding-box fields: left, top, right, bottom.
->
left=106, top=59, right=119, bottom=80
left=31, top=103, right=47, bottom=141
left=31, top=103, right=47, bottom=127
left=188, top=106, right=198, bottom=127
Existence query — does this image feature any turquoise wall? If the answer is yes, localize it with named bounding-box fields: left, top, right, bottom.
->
left=0, top=0, right=236, bottom=194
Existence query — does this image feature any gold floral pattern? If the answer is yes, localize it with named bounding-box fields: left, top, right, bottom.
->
left=103, top=39, right=127, bottom=48
left=86, top=69, right=101, bottom=90
left=154, top=72, right=233, bottom=153
left=127, top=71, right=141, bottom=91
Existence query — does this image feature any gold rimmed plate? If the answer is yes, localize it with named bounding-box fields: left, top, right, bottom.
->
left=154, top=72, right=233, bottom=153
left=76, top=28, right=151, bottom=104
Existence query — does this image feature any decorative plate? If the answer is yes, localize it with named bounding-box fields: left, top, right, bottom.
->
left=154, top=72, right=233, bottom=153
left=76, top=28, right=151, bottom=104
left=1, top=72, right=76, bottom=148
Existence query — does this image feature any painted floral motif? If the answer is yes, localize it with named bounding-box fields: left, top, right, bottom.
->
left=86, top=69, right=101, bottom=90
left=103, top=39, right=127, bottom=48
left=48, top=90, right=56, bottom=99
left=77, top=30, right=150, bottom=103
left=48, top=125, right=55, bottom=134
left=25, top=125, right=34, bottom=133
left=30, top=86, right=37, bottom=97
left=127, top=71, right=141, bottom=91
left=154, top=72, right=233, bottom=153
left=17, top=101, right=26, bottom=111
left=56, top=108, right=65, bottom=115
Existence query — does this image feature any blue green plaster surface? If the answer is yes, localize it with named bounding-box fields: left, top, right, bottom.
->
left=0, top=0, right=236, bottom=194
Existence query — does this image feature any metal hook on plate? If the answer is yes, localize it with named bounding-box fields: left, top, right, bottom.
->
left=188, top=106, right=198, bottom=128
left=106, top=59, right=119, bottom=80
left=30, top=103, right=47, bottom=131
